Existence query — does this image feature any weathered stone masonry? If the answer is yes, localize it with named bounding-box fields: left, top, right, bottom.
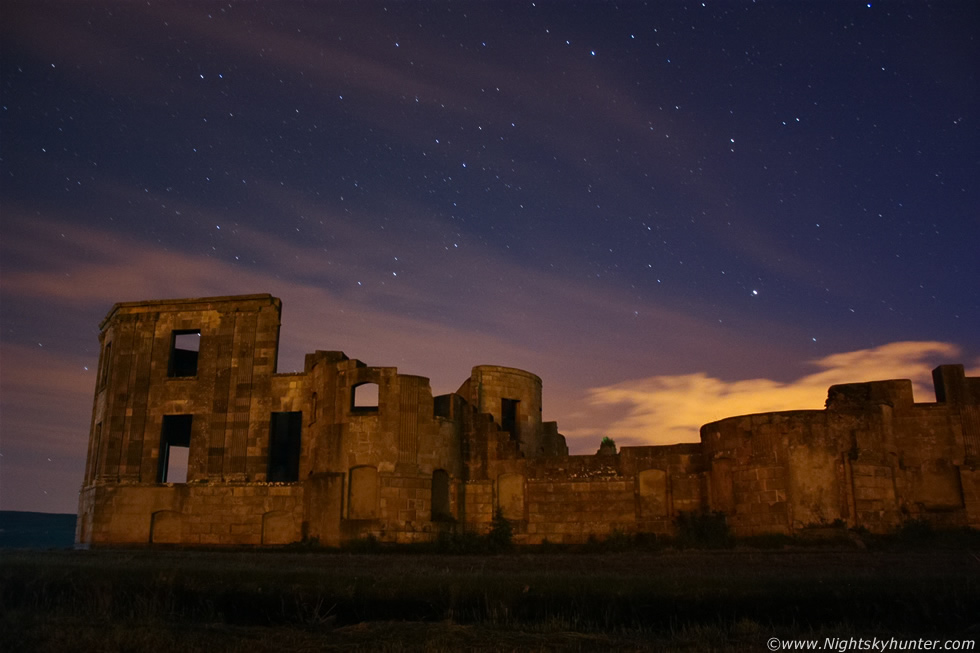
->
left=76, top=294, right=980, bottom=546
left=702, top=367, right=980, bottom=535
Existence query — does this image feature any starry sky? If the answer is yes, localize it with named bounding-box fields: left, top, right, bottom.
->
left=1, top=1, right=978, bottom=514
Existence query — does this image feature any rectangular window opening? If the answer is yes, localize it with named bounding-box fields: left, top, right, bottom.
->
left=268, top=411, right=302, bottom=482
left=158, top=415, right=192, bottom=483
left=168, top=330, right=200, bottom=377
left=100, top=342, right=112, bottom=388
left=501, top=398, right=520, bottom=442
left=88, top=422, right=103, bottom=482
left=431, top=469, right=451, bottom=521
left=309, top=392, right=318, bottom=425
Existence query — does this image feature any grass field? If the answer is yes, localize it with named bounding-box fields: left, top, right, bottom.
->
left=2, top=540, right=979, bottom=652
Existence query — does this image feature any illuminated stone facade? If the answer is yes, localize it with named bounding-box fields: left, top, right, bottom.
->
left=701, top=366, right=980, bottom=535
left=76, top=294, right=980, bottom=546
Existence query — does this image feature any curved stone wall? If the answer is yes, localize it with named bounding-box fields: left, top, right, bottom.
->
left=468, top=365, right=543, bottom=455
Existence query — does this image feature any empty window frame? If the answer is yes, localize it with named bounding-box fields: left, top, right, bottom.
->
left=168, top=330, right=200, bottom=377
left=501, top=398, right=520, bottom=441
left=431, top=469, right=451, bottom=521
left=158, top=415, right=192, bottom=483
left=268, top=411, right=302, bottom=482
left=350, top=382, right=379, bottom=412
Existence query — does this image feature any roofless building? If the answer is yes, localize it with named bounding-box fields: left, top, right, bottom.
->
left=77, top=294, right=980, bottom=546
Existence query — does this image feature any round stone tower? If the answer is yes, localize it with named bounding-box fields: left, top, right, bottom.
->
left=468, top=365, right=543, bottom=456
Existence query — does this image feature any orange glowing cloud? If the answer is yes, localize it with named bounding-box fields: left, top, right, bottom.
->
left=579, top=341, right=967, bottom=447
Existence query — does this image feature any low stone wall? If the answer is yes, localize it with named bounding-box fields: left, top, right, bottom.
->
left=80, top=482, right=303, bottom=546
left=455, top=448, right=706, bottom=544
left=524, top=478, right=635, bottom=544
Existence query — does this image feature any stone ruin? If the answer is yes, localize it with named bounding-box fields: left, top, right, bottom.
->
left=76, top=294, right=980, bottom=546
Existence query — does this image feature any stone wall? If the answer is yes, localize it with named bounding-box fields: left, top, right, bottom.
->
left=76, top=294, right=980, bottom=548
left=78, top=483, right=303, bottom=546
left=523, top=478, right=635, bottom=544
left=448, top=444, right=706, bottom=544
left=701, top=366, right=979, bottom=535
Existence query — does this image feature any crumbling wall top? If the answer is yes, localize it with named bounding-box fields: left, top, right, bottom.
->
left=304, top=350, right=350, bottom=372
left=933, top=364, right=980, bottom=405
left=825, top=379, right=914, bottom=411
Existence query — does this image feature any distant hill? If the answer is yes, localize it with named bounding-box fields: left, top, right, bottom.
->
left=0, top=511, right=76, bottom=549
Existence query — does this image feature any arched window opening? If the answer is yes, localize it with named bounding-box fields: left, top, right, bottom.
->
left=351, top=382, right=379, bottom=412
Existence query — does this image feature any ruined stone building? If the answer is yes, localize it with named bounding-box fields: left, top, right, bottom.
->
left=76, top=294, right=980, bottom=546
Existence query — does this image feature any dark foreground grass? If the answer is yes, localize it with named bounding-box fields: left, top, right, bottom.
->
left=2, top=547, right=979, bottom=652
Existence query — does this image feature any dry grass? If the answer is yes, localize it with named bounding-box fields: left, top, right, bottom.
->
left=2, top=547, right=979, bottom=651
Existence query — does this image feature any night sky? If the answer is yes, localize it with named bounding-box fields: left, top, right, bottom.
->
left=1, top=1, right=977, bottom=514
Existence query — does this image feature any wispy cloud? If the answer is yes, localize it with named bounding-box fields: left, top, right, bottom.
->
left=0, top=343, right=95, bottom=512
left=0, top=208, right=752, bottom=381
